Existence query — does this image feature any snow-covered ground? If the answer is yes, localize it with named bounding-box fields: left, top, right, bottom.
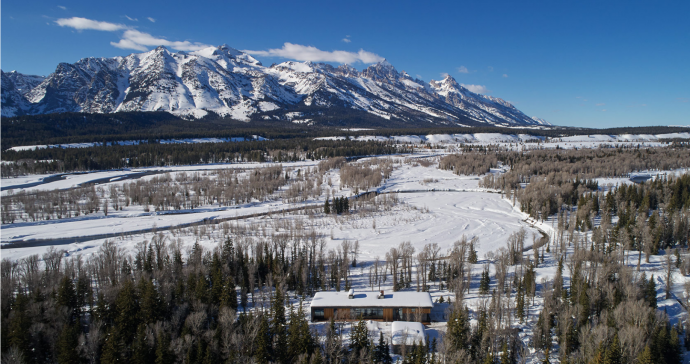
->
left=1, top=158, right=537, bottom=263
left=2, top=152, right=689, bottom=363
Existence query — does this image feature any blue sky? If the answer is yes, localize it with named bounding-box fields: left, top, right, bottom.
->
left=2, top=0, right=688, bottom=128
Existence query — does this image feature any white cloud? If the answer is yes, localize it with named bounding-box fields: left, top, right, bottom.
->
left=440, top=72, right=449, bottom=78
left=125, top=15, right=138, bottom=21
left=55, top=17, right=127, bottom=31
left=55, top=16, right=210, bottom=52
left=502, top=74, right=508, bottom=78
left=457, top=66, right=469, bottom=74
left=243, top=42, right=384, bottom=64
left=147, top=17, right=156, bottom=23
left=342, top=38, right=351, bottom=43
left=596, top=103, right=605, bottom=106
left=461, top=84, right=490, bottom=94
left=487, top=66, right=494, bottom=72
left=111, top=29, right=211, bottom=52
left=601, top=109, right=607, bottom=112
left=58, top=5, right=67, bottom=10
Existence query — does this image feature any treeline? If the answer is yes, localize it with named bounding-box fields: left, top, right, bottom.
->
left=1, top=156, right=392, bottom=224
left=1, top=166, right=288, bottom=223
left=4, top=111, right=690, bottom=148
left=1, top=139, right=404, bottom=176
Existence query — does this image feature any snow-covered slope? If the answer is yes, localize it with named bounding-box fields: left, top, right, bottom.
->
left=2, top=45, right=549, bottom=126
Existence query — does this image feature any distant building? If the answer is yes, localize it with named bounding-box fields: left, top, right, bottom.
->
left=391, top=321, right=426, bottom=354
left=630, top=174, right=652, bottom=184
left=309, top=289, right=433, bottom=323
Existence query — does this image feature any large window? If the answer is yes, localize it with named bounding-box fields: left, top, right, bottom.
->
left=313, top=309, right=324, bottom=320
left=352, top=308, right=383, bottom=319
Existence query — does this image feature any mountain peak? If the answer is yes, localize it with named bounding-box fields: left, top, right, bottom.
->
left=361, top=60, right=398, bottom=82
left=442, top=74, right=459, bottom=86
left=2, top=44, right=547, bottom=126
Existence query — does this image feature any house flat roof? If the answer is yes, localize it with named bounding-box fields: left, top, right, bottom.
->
left=391, top=321, right=426, bottom=346
left=310, top=291, right=433, bottom=309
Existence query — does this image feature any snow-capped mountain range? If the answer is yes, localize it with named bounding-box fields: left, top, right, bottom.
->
left=1, top=45, right=549, bottom=127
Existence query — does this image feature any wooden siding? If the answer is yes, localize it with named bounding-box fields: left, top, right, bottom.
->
left=312, top=306, right=431, bottom=323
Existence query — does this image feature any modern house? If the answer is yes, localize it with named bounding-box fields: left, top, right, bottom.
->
left=309, top=289, right=433, bottom=323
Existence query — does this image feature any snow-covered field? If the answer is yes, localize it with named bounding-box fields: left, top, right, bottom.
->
left=1, top=157, right=537, bottom=264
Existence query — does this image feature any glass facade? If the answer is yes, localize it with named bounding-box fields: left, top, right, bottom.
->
left=352, top=308, right=384, bottom=319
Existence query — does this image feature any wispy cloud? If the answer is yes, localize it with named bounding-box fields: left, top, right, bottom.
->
left=601, top=109, right=607, bottom=112
left=244, top=42, right=384, bottom=64
left=55, top=17, right=127, bottom=31
left=487, top=66, right=494, bottom=72
left=596, top=103, right=605, bottom=106
left=55, top=16, right=210, bottom=52
left=125, top=15, right=138, bottom=21
left=502, top=74, right=508, bottom=78
left=677, top=97, right=689, bottom=103
left=457, top=66, right=469, bottom=74
left=342, top=35, right=351, bottom=43
left=440, top=72, right=450, bottom=78
left=147, top=17, right=156, bottom=23
left=111, top=29, right=211, bottom=51
left=461, top=84, right=490, bottom=94
left=58, top=5, right=67, bottom=10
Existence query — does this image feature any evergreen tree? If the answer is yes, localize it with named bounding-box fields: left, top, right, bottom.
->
left=155, top=332, right=173, bottom=364
left=517, top=282, right=526, bottom=323
left=56, top=322, right=81, bottom=364
left=57, top=275, right=78, bottom=320
left=636, top=345, right=653, bottom=364
left=132, top=323, right=154, bottom=364
left=288, top=301, right=317, bottom=362
left=324, top=199, right=330, bottom=214
left=255, top=314, right=271, bottom=364
left=373, top=331, right=392, bottom=364
left=480, top=270, right=490, bottom=294
left=138, top=278, right=163, bottom=324
left=446, top=304, right=471, bottom=352
left=500, top=341, right=510, bottom=364
left=271, top=287, right=288, bottom=363
left=468, top=241, right=478, bottom=264
left=115, top=279, right=140, bottom=340
left=7, top=292, right=31, bottom=360
left=349, top=318, right=370, bottom=355
left=603, top=334, right=622, bottom=364
left=647, top=275, right=658, bottom=308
